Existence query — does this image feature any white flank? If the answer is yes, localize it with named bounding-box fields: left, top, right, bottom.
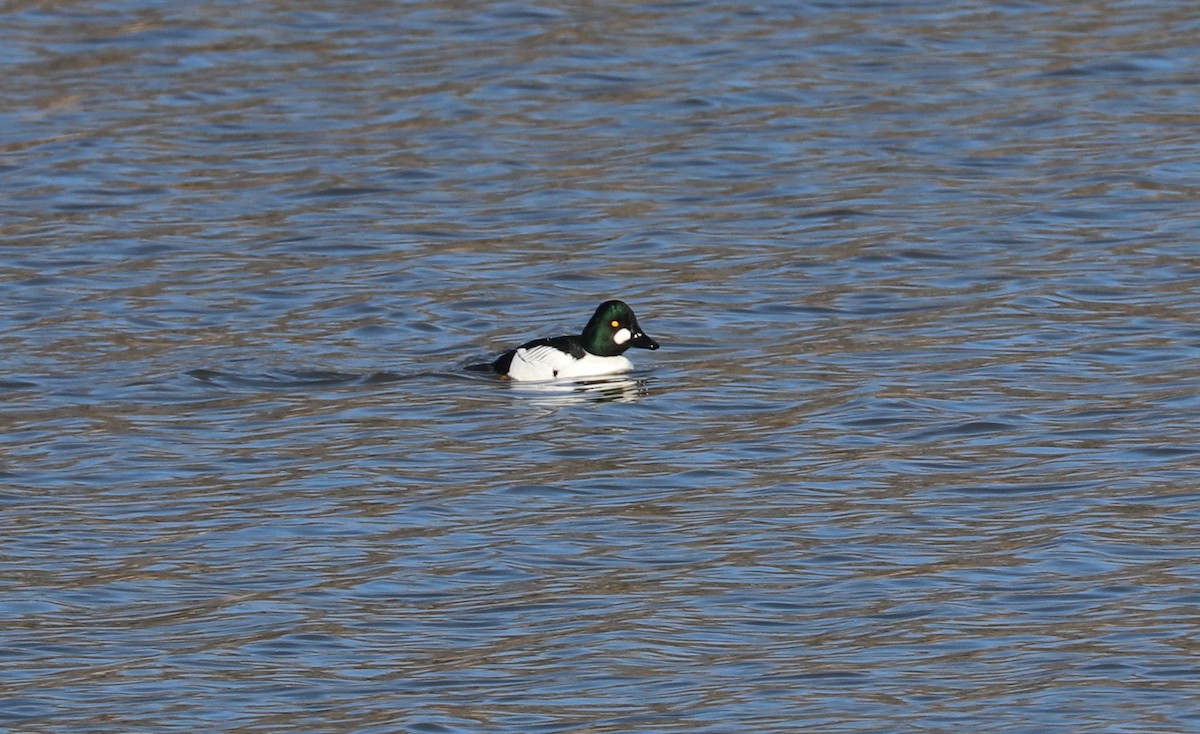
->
left=507, top=346, right=633, bottom=382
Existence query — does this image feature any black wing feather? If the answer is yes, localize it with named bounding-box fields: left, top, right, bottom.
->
left=491, top=335, right=585, bottom=375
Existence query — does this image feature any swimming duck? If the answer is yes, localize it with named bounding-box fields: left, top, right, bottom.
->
left=486, top=300, right=660, bottom=381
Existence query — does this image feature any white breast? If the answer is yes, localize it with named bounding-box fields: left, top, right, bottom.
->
left=507, top=346, right=633, bottom=382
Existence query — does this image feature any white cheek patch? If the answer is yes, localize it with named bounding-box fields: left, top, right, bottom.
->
left=613, top=328, right=632, bottom=345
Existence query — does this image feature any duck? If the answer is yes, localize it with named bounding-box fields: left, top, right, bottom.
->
left=483, top=300, right=660, bottom=381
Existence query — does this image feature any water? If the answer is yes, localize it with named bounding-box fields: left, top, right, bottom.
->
left=4, top=1, right=1200, bottom=732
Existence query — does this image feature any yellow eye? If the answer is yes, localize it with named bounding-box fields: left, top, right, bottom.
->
left=610, top=320, right=620, bottom=328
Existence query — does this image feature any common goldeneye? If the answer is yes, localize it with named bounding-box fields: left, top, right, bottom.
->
left=485, top=300, right=660, bottom=381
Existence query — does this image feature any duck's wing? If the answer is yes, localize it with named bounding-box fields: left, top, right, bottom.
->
left=493, top=336, right=586, bottom=380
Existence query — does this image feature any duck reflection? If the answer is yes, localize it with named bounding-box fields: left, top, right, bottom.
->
left=508, top=374, right=650, bottom=405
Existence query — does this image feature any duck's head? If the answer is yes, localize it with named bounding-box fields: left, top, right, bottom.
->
left=582, top=300, right=660, bottom=357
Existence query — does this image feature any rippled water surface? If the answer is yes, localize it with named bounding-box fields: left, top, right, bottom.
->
left=4, top=1, right=1200, bottom=732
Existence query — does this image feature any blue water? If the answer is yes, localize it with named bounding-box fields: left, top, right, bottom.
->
left=3, top=1, right=1200, bottom=732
